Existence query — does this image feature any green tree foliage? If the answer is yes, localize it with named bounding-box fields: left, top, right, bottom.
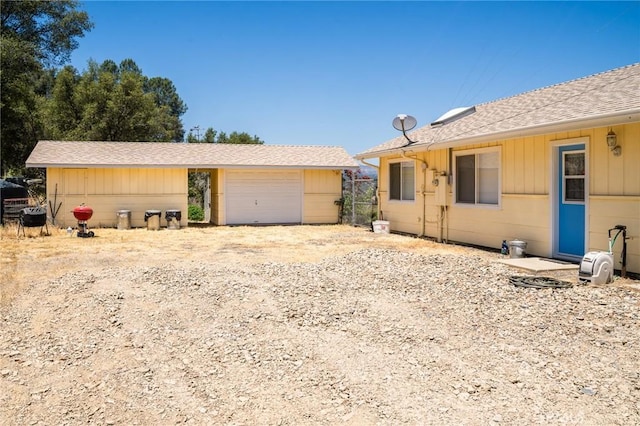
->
left=43, top=59, right=187, bottom=142
left=188, top=204, right=205, bottom=222
left=186, top=127, right=264, bottom=144
left=1, top=0, right=93, bottom=66
left=1, top=0, right=92, bottom=175
left=145, top=77, right=187, bottom=141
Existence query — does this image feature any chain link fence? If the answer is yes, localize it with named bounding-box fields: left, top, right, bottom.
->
left=338, top=169, right=378, bottom=227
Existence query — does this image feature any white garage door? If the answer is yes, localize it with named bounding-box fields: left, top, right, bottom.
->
left=225, top=170, right=302, bottom=224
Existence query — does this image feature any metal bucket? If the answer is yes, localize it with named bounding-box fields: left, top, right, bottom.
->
left=509, top=240, right=527, bottom=258
left=144, top=210, right=161, bottom=231
left=116, top=210, right=131, bottom=230
left=165, top=209, right=181, bottom=230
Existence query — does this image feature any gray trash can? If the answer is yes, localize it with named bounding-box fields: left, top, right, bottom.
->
left=165, top=209, right=181, bottom=230
left=509, top=240, right=528, bottom=258
left=144, top=210, right=161, bottom=231
left=116, top=210, right=131, bottom=230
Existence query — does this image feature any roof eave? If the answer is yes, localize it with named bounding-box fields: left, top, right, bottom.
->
left=356, top=109, right=640, bottom=159
left=26, top=162, right=360, bottom=170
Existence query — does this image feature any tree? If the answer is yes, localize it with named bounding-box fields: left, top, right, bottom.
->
left=43, top=59, right=187, bottom=142
left=144, top=77, right=187, bottom=141
left=1, top=1, right=93, bottom=66
left=1, top=0, right=92, bottom=175
left=186, top=127, right=264, bottom=144
left=44, top=66, right=81, bottom=139
left=0, top=36, right=43, bottom=175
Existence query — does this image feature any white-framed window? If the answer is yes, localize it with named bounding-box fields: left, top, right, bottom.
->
left=562, top=150, right=585, bottom=204
left=389, top=161, right=415, bottom=201
left=453, top=147, right=500, bottom=206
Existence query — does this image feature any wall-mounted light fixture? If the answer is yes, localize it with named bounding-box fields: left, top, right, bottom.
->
left=606, top=129, right=621, bottom=156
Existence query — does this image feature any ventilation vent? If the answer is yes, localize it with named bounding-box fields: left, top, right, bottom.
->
left=430, top=106, right=476, bottom=127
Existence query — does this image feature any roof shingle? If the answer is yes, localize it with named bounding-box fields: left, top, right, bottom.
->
left=26, top=141, right=359, bottom=169
left=357, top=63, right=640, bottom=158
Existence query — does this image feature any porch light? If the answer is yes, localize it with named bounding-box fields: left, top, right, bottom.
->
left=606, top=130, right=621, bottom=156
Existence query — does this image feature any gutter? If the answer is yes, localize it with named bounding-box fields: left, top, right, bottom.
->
left=25, top=163, right=359, bottom=170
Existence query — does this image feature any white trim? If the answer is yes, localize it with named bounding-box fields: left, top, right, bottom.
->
left=561, top=150, right=586, bottom=205
left=452, top=146, right=502, bottom=209
left=388, top=159, right=416, bottom=202
left=30, top=163, right=357, bottom=170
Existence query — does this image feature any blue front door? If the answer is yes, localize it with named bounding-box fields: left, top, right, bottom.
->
left=557, top=144, right=585, bottom=258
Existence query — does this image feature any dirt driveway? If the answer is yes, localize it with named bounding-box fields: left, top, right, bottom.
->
left=1, top=225, right=639, bottom=425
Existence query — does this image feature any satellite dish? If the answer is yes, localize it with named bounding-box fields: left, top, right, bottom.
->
left=392, top=114, right=417, bottom=132
left=392, top=114, right=417, bottom=144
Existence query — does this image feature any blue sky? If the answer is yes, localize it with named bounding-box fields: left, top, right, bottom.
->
left=70, top=1, right=640, bottom=156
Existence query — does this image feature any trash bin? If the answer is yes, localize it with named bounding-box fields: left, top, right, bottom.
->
left=508, top=240, right=527, bottom=258
left=144, top=210, right=161, bottom=230
left=372, top=220, right=390, bottom=234
left=116, top=210, right=131, bottom=230
left=165, top=209, right=181, bottom=230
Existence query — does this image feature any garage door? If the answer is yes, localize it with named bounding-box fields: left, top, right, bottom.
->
left=225, top=170, right=302, bottom=224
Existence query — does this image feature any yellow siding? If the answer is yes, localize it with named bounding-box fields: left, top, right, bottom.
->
left=209, top=169, right=222, bottom=225
left=303, top=169, right=342, bottom=224
left=377, top=156, right=422, bottom=234
left=589, top=196, right=640, bottom=274
left=47, top=168, right=188, bottom=228
left=377, top=122, right=640, bottom=273
left=446, top=195, right=550, bottom=254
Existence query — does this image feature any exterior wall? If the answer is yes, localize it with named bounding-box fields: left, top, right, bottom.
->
left=589, top=196, right=639, bottom=275
left=303, top=169, right=342, bottom=224
left=377, top=122, right=640, bottom=274
left=209, top=169, right=223, bottom=225
left=46, top=167, right=188, bottom=228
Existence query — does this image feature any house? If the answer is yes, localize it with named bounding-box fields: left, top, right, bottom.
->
left=356, top=64, right=640, bottom=275
left=26, top=141, right=358, bottom=228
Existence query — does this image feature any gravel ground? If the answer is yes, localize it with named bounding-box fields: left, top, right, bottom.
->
left=1, top=225, right=639, bottom=425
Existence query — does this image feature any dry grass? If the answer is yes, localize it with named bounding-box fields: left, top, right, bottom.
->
left=2, top=223, right=636, bottom=305
left=2, top=224, right=456, bottom=305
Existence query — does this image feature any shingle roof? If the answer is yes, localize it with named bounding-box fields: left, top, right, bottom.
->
left=26, top=141, right=359, bottom=169
left=357, top=63, right=640, bottom=158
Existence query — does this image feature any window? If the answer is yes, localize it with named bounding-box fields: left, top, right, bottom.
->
left=389, top=161, right=415, bottom=201
left=563, top=151, right=585, bottom=203
left=454, top=148, right=500, bottom=206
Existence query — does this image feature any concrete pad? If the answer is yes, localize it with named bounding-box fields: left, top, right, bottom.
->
left=497, top=257, right=579, bottom=273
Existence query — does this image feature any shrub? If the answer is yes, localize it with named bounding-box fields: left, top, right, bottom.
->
left=188, top=204, right=204, bottom=221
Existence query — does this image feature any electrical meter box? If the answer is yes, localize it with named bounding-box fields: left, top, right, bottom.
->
left=434, top=176, right=448, bottom=206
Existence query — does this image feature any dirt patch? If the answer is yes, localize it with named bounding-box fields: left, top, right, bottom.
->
left=1, top=225, right=638, bottom=424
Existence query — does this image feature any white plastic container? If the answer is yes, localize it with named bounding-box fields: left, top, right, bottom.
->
left=508, top=240, right=527, bottom=258
left=372, top=220, right=390, bottom=234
